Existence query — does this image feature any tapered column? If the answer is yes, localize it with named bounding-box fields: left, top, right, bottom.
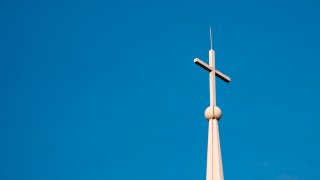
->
left=206, top=119, right=213, bottom=180
left=206, top=118, right=224, bottom=180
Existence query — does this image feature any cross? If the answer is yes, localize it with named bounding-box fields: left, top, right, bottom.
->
left=193, top=27, right=231, bottom=180
left=194, top=27, right=231, bottom=106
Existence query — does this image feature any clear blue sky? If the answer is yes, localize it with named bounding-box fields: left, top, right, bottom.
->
left=1, top=0, right=320, bottom=180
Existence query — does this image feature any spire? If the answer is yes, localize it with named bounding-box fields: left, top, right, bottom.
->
left=194, top=29, right=232, bottom=180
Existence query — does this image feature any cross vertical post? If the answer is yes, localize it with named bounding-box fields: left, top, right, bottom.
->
left=209, top=49, right=216, bottom=107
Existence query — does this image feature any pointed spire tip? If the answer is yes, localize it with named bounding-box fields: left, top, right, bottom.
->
left=210, top=26, right=213, bottom=50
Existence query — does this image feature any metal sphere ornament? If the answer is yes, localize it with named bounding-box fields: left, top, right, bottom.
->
left=204, top=106, right=222, bottom=120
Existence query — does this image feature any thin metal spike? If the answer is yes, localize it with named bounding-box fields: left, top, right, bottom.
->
left=210, top=26, right=213, bottom=50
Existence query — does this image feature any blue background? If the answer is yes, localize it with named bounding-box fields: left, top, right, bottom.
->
left=1, top=0, right=320, bottom=179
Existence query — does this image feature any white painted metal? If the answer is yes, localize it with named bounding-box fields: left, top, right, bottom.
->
left=210, top=118, right=224, bottom=180
left=215, top=70, right=231, bottom=83
left=205, top=106, right=222, bottom=120
left=194, top=58, right=213, bottom=72
left=194, top=59, right=231, bottom=83
left=194, top=28, right=231, bottom=180
left=209, top=49, right=216, bottom=107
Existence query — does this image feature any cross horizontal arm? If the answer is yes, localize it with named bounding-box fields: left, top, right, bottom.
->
left=194, top=58, right=231, bottom=83
left=194, top=58, right=213, bottom=72
left=215, top=69, right=231, bottom=83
